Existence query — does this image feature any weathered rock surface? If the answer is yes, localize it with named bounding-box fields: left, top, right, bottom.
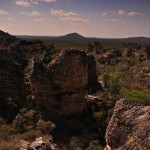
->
left=20, top=137, right=60, bottom=150
left=122, top=45, right=150, bottom=61
left=105, top=99, right=150, bottom=150
left=133, top=65, right=150, bottom=92
left=29, top=49, right=88, bottom=117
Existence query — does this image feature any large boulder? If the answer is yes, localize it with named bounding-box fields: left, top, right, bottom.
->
left=29, top=49, right=88, bottom=117
left=105, top=99, right=150, bottom=150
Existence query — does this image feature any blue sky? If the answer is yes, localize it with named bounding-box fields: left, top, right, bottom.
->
left=0, top=0, right=150, bottom=37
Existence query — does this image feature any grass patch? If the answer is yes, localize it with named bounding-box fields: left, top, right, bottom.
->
left=124, top=90, right=150, bottom=105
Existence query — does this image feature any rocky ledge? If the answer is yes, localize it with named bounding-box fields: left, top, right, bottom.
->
left=105, top=99, right=150, bottom=150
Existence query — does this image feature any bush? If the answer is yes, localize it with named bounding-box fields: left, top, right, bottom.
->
left=102, top=73, right=121, bottom=95
left=36, top=119, right=56, bottom=134
left=13, top=109, right=41, bottom=132
left=124, top=90, right=150, bottom=105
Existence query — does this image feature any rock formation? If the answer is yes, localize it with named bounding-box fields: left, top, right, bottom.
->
left=28, top=49, right=88, bottom=117
left=87, top=55, right=103, bottom=93
left=20, top=137, right=60, bottom=150
left=0, top=58, right=25, bottom=122
left=133, top=65, right=150, bottom=92
left=105, top=99, right=150, bottom=150
left=122, top=45, right=150, bottom=61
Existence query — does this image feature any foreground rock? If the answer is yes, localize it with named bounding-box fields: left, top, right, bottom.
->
left=105, top=99, right=150, bottom=150
left=20, top=137, right=60, bottom=150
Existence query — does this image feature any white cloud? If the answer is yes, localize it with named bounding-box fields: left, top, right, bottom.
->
left=8, top=18, right=15, bottom=21
left=15, top=0, right=31, bottom=7
left=111, top=19, right=119, bottom=22
left=102, top=11, right=109, bottom=17
left=102, top=11, right=115, bottom=17
left=60, top=17, right=89, bottom=23
left=33, top=17, right=51, bottom=22
left=51, top=9, right=78, bottom=17
left=118, top=9, right=126, bottom=15
left=104, top=18, right=119, bottom=22
left=128, top=11, right=141, bottom=17
left=104, top=18, right=126, bottom=25
left=43, top=0, right=57, bottom=2
left=0, top=9, right=8, bottom=16
left=30, top=0, right=39, bottom=4
left=30, top=0, right=57, bottom=4
left=33, top=18, right=45, bottom=22
left=15, top=0, right=58, bottom=7
left=50, top=9, right=88, bottom=24
left=21, top=11, right=41, bottom=17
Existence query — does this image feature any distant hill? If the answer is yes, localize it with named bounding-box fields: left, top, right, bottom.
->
left=61, top=32, right=85, bottom=39
left=0, top=30, right=11, bottom=37
left=0, top=30, right=17, bottom=43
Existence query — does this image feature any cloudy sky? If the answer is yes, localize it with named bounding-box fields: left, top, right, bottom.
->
left=0, top=0, right=150, bottom=37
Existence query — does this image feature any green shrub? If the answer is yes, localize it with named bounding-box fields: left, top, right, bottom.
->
left=101, top=72, right=121, bottom=94
left=124, top=90, right=150, bottom=105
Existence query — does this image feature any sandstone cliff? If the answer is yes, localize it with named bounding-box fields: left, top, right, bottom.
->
left=105, top=99, right=150, bottom=150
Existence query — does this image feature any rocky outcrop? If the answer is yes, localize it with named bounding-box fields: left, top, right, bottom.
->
left=20, top=137, right=60, bottom=150
left=105, top=99, right=150, bottom=150
left=29, top=49, right=88, bottom=117
left=0, top=44, right=102, bottom=121
left=87, top=41, right=103, bottom=53
left=122, top=45, right=150, bottom=61
left=0, top=58, right=25, bottom=122
left=133, top=65, right=150, bottom=92
left=88, top=55, right=103, bottom=93
left=86, top=95, right=115, bottom=143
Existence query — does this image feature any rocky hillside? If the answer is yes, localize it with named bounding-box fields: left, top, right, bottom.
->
left=0, top=30, right=150, bottom=150
left=0, top=30, right=113, bottom=150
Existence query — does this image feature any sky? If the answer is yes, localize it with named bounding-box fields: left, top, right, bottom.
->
left=0, top=0, right=150, bottom=38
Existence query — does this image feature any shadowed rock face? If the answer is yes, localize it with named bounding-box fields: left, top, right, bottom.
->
left=0, top=59, right=25, bottom=122
left=88, top=55, right=103, bottom=93
left=30, top=49, right=88, bottom=117
left=105, top=99, right=150, bottom=150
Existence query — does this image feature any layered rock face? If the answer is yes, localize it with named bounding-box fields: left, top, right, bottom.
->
left=105, top=99, right=150, bottom=150
left=29, top=49, right=88, bottom=116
